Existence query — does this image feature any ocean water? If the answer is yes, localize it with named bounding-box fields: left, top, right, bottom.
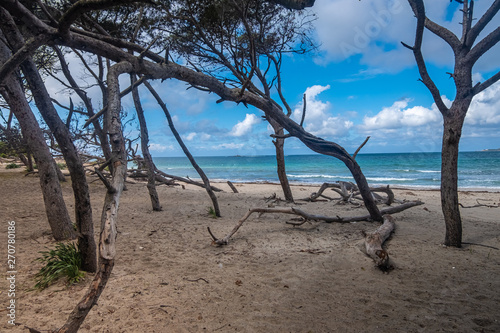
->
left=153, top=151, right=500, bottom=190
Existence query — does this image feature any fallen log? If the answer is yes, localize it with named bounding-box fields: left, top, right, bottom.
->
left=364, top=214, right=395, bottom=270
left=155, top=169, right=222, bottom=191
left=208, top=201, right=423, bottom=245
left=227, top=181, right=239, bottom=193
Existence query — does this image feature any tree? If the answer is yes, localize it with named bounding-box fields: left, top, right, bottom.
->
left=404, top=0, right=500, bottom=247
left=163, top=0, right=316, bottom=201
left=0, top=31, right=76, bottom=241
left=0, top=9, right=97, bottom=271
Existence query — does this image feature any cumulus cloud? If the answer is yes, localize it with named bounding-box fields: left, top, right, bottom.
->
left=465, top=81, right=500, bottom=126
left=360, top=98, right=442, bottom=131
left=291, top=85, right=354, bottom=138
left=312, top=0, right=500, bottom=73
left=230, top=114, right=261, bottom=137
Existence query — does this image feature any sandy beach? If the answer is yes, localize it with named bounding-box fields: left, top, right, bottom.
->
left=1, top=165, right=499, bottom=332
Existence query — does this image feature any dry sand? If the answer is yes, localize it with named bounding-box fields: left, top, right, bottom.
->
left=0, top=164, right=499, bottom=332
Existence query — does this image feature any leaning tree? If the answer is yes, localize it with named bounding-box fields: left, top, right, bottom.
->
left=162, top=0, right=317, bottom=202
left=404, top=0, right=500, bottom=247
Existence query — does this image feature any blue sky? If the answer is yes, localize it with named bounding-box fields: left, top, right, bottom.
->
left=44, top=0, right=500, bottom=157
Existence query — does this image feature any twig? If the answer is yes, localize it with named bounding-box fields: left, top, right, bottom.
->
left=353, top=136, right=370, bottom=159
left=462, top=242, right=499, bottom=250
left=183, top=277, right=209, bottom=283
left=95, top=168, right=115, bottom=193
left=459, top=199, right=499, bottom=208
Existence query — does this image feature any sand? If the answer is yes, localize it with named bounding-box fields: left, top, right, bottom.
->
left=0, top=164, right=499, bottom=332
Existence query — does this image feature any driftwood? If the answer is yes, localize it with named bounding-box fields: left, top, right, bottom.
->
left=227, top=181, right=239, bottom=193
left=459, top=199, right=499, bottom=209
left=208, top=201, right=423, bottom=246
left=155, top=169, right=223, bottom=192
left=308, top=182, right=395, bottom=206
left=363, top=214, right=395, bottom=270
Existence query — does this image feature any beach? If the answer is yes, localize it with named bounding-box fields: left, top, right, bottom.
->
left=1, top=166, right=499, bottom=332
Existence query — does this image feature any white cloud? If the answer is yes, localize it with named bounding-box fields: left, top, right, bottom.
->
left=360, top=98, right=441, bottom=131
left=312, top=0, right=500, bottom=73
left=149, top=143, right=172, bottom=152
left=465, top=81, right=500, bottom=126
left=230, top=114, right=261, bottom=137
left=215, top=143, right=245, bottom=150
left=291, top=84, right=354, bottom=138
left=184, top=132, right=197, bottom=141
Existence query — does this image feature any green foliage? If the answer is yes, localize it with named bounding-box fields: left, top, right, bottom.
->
left=5, top=163, right=20, bottom=169
left=207, top=206, right=218, bottom=218
left=34, top=242, right=85, bottom=290
left=57, top=162, right=67, bottom=170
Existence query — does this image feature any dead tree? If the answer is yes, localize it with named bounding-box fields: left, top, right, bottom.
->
left=143, top=80, right=222, bottom=217
left=208, top=201, right=422, bottom=246
left=404, top=0, right=500, bottom=247
left=131, top=74, right=162, bottom=211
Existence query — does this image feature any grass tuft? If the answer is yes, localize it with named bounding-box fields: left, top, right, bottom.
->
left=34, top=242, right=85, bottom=290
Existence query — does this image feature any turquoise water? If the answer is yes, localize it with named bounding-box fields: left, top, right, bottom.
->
left=153, top=151, right=500, bottom=190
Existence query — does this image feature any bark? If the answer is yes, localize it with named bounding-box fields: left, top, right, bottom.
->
left=131, top=74, right=161, bottom=211
left=268, top=117, right=294, bottom=202
left=440, top=111, right=467, bottom=247
left=54, top=61, right=129, bottom=333
left=144, top=80, right=222, bottom=217
left=364, top=215, right=395, bottom=270
left=0, top=70, right=75, bottom=241
left=22, top=59, right=97, bottom=271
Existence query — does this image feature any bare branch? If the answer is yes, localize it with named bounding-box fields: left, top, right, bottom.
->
left=466, top=0, right=500, bottom=48
left=58, top=0, right=152, bottom=36
left=406, top=0, right=449, bottom=115
left=353, top=136, right=370, bottom=159
left=300, top=94, right=306, bottom=127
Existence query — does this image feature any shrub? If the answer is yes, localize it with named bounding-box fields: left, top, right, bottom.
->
left=57, top=162, right=66, bottom=170
left=34, top=242, right=85, bottom=290
left=6, top=163, right=20, bottom=169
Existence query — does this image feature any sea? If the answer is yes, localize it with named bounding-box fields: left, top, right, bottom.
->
left=153, top=151, right=500, bottom=190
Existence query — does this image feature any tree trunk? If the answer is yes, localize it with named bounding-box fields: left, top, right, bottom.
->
left=131, top=74, right=161, bottom=211
left=0, top=76, right=76, bottom=241
left=269, top=118, right=294, bottom=202
left=144, top=80, right=221, bottom=217
left=21, top=59, right=97, bottom=272
left=0, top=5, right=96, bottom=270
left=54, top=61, right=129, bottom=333
left=440, top=112, right=466, bottom=247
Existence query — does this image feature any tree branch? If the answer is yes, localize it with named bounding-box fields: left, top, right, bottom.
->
left=466, top=0, right=500, bottom=48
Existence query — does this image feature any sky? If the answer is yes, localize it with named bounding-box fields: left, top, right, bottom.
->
left=44, top=0, right=500, bottom=157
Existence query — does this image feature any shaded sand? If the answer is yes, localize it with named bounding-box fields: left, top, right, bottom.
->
left=1, top=166, right=499, bottom=332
